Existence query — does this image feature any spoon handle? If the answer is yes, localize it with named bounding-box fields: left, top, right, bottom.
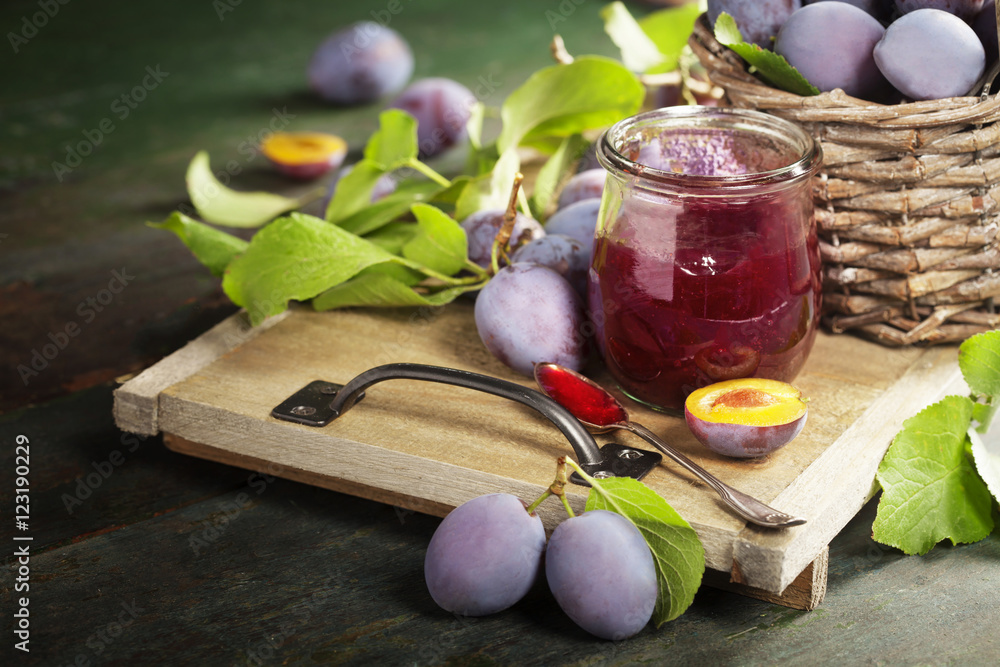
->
left=625, top=422, right=807, bottom=529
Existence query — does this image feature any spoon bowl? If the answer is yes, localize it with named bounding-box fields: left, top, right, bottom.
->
left=533, top=363, right=807, bottom=529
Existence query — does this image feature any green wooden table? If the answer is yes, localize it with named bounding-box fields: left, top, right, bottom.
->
left=2, top=1, right=998, bottom=664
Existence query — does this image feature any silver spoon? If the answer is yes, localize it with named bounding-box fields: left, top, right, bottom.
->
left=533, top=362, right=807, bottom=529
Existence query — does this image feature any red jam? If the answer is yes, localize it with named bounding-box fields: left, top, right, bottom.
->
left=535, top=364, right=627, bottom=428
left=589, top=108, right=822, bottom=412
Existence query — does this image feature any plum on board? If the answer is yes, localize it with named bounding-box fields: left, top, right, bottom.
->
left=684, top=378, right=808, bottom=458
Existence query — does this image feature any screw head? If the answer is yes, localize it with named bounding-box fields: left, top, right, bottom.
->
left=617, top=449, right=642, bottom=460
left=290, top=405, right=317, bottom=416
left=592, top=470, right=615, bottom=479
left=319, top=385, right=338, bottom=395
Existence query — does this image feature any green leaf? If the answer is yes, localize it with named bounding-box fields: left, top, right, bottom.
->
left=430, top=175, right=474, bottom=207
left=601, top=2, right=666, bottom=73
left=873, top=396, right=994, bottom=555
left=402, top=204, right=469, bottom=276
left=150, top=212, right=248, bottom=277
left=959, top=330, right=1000, bottom=400
left=485, top=147, right=522, bottom=214
left=497, top=56, right=644, bottom=154
left=325, top=159, right=388, bottom=224
left=584, top=476, right=705, bottom=625
left=186, top=151, right=320, bottom=228
left=973, top=402, right=998, bottom=434
left=222, top=212, right=404, bottom=325
left=714, top=13, right=819, bottom=97
left=336, top=180, right=442, bottom=236
left=364, top=109, right=419, bottom=168
left=454, top=173, right=488, bottom=221
left=466, top=101, right=486, bottom=151
left=313, top=271, right=479, bottom=311
left=364, top=222, right=419, bottom=255
left=530, top=134, right=589, bottom=219
left=638, top=3, right=702, bottom=73
left=356, top=262, right=424, bottom=287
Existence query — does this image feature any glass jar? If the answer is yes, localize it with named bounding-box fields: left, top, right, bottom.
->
left=589, top=106, right=823, bottom=413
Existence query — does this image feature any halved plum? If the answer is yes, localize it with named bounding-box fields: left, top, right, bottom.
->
left=684, top=378, right=808, bottom=458
left=261, top=132, right=347, bottom=180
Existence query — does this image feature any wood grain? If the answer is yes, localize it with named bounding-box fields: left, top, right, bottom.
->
left=115, top=301, right=962, bottom=599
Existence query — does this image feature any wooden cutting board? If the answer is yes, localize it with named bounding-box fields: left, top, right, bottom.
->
left=113, top=301, right=964, bottom=610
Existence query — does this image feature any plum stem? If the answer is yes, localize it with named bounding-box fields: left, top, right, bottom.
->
left=562, top=457, right=628, bottom=519
left=550, top=34, right=574, bottom=64
left=489, top=172, right=524, bottom=275
left=526, top=457, right=576, bottom=518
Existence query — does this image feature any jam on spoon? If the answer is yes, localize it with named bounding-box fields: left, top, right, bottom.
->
left=533, top=362, right=807, bottom=529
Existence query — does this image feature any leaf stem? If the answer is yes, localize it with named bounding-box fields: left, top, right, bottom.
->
left=562, top=457, right=626, bottom=518
left=464, top=260, right=491, bottom=280
left=404, top=158, right=452, bottom=188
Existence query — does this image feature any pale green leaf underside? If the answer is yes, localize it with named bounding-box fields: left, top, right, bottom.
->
left=186, top=151, right=317, bottom=228
left=968, top=425, right=1000, bottom=507
left=585, top=477, right=705, bottom=625
left=531, top=134, right=589, bottom=219
left=601, top=1, right=666, bottom=73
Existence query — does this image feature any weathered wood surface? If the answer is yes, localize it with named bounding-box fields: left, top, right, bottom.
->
left=0, top=0, right=614, bottom=412
left=4, top=384, right=999, bottom=666
left=115, top=302, right=965, bottom=599
left=4, top=0, right=998, bottom=662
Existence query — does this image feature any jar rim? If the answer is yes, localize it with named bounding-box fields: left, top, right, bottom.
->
left=597, top=106, right=822, bottom=189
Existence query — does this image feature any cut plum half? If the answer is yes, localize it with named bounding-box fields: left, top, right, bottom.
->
left=261, top=132, right=347, bottom=180
left=684, top=378, right=808, bottom=458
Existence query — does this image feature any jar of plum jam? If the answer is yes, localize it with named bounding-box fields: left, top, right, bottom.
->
left=589, top=107, right=822, bottom=413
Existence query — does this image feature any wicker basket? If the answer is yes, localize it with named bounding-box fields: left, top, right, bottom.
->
left=689, top=16, right=1000, bottom=346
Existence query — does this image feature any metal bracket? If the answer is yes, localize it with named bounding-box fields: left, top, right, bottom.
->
left=271, top=364, right=662, bottom=484
left=271, top=380, right=357, bottom=427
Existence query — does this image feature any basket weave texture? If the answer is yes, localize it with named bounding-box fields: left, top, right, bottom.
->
left=689, top=16, right=1000, bottom=346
